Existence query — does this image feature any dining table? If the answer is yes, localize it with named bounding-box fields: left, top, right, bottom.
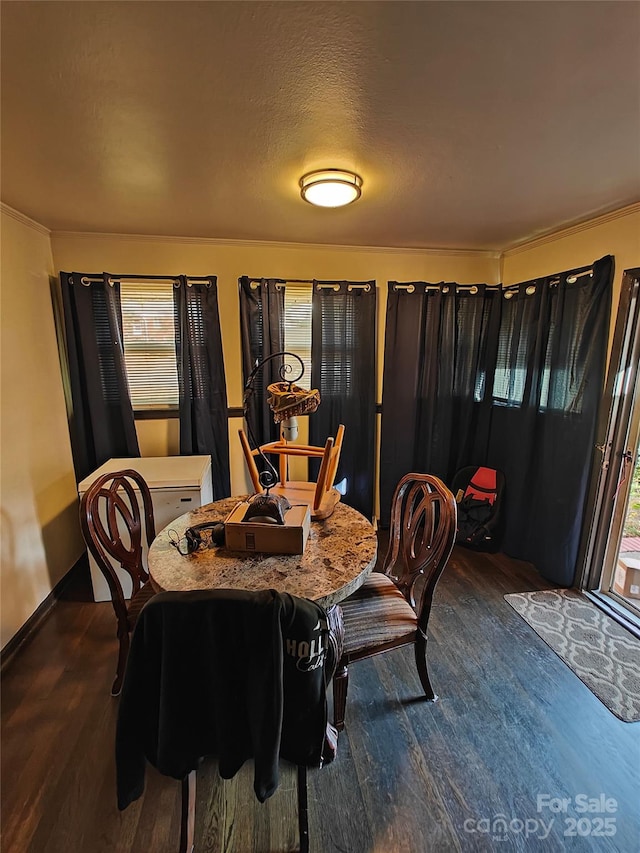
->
left=147, top=496, right=378, bottom=609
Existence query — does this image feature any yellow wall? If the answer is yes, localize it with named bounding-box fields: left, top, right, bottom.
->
left=502, top=206, right=640, bottom=347
left=3, top=206, right=637, bottom=649
left=50, top=233, right=500, bottom=495
left=0, top=208, right=85, bottom=649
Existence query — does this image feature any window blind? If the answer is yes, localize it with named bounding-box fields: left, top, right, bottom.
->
left=315, top=296, right=354, bottom=396
left=283, top=281, right=313, bottom=386
left=493, top=294, right=530, bottom=406
left=120, top=280, right=179, bottom=409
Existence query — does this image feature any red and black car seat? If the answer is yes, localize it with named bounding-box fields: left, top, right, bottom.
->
left=451, top=466, right=505, bottom=551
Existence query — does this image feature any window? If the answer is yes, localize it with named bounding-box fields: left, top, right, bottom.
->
left=120, top=280, right=178, bottom=410
left=283, top=282, right=313, bottom=386
left=492, top=287, right=580, bottom=413
left=492, top=295, right=529, bottom=407
left=314, top=291, right=356, bottom=397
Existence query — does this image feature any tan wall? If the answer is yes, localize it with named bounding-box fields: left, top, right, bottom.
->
left=4, top=207, right=636, bottom=648
left=1, top=208, right=85, bottom=650
left=501, top=206, right=640, bottom=348
left=50, top=233, right=500, bottom=495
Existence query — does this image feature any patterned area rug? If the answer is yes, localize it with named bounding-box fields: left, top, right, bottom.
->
left=504, top=590, right=640, bottom=723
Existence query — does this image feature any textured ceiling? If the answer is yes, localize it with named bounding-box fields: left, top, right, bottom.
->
left=1, top=1, right=639, bottom=250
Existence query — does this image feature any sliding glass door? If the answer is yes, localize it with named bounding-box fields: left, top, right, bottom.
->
left=580, top=268, right=640, bottom=625
left=614, top=446, right=640, bottom=610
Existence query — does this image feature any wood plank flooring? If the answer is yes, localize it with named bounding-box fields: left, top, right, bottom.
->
left=2, top=546, right=639, bottom=852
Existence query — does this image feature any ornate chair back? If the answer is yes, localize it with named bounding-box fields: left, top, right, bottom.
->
left=79, top=468, right=157, bottom=695
left=383, top=473, right=458, bottom=624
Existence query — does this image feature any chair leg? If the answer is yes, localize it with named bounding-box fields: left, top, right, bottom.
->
left=179, top=770, right=196, bottom=853
left=297, top=765, right=309, bottom=853
left=332, top=662, right=349, bottom=732
left=111, top=631, right=130, bottom=697
left=414, top=634, right=437, bottom=702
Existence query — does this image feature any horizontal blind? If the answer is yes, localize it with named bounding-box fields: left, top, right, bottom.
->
left=493, top=295, right=528, bottom=406
left=120, top=281, right=179, bottom=409
left=284, top=282, right=313, bottom=387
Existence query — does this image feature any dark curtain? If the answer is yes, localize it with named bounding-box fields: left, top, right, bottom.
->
left=379, top=282, right=500, bottom=526
left=174, top=276, right=230, bottom=499
left=310, top=281, right=377, bottom=519
left=486, top=255, right=614, bottom=585
left=238, top=277, right=285, bottom=453
left=60, top=271, right=139, bottom=481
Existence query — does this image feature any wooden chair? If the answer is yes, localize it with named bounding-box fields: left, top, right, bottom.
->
left=115, top=590, right=344, bottom=853
left=238, top=424, right=345, bottom=520
left=79, top=468, right=157, bottom=696
left=332, top=473, right=457, bottom=731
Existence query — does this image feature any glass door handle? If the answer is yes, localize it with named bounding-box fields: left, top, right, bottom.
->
left=595, top=441, right=611, bottom=471
left=614, top=449, right=634, bottom=498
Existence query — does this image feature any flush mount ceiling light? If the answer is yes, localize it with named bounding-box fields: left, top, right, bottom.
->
left=299, top=169, right=363, bottom=208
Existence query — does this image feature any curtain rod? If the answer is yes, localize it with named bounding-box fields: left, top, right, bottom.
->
left=503, top=267, right=593, bottom=293
left=550, top=268, right=593, bottom=286
left=316, top=282, right=372, bottom=291
left=247, top=277, right=373, bottom=291
left=77, top=274, right=212, bottom=286
left=392, top=283, right=501, bottom=293
left=394, top=266, right=594, bottom=295
left=246, top=277, right=370, bottom=286
left=246, top=277, right=313, bottom=285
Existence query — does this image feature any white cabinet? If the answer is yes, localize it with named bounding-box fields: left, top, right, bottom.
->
left=78, top=456, right=213, bottom=601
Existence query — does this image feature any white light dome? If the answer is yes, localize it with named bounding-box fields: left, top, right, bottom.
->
left=299, top=169, right=362, bottom=208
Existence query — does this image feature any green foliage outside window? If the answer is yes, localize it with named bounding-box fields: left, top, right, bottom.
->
left=623, top=455, right=640, bottom=537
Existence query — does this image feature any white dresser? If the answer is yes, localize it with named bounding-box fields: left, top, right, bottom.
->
left=78, top=455, right=213, bottom=601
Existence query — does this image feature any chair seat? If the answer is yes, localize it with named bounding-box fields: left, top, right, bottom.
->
left=126, top=582, right=156, bottom=631
left=340, top=573, right=417, bottom=657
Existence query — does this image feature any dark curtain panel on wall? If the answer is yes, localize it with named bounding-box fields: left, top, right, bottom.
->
left=174, top=276, right=230, bottom=499
left=486, top=255, right=614, bottom=586
left=379, top=282, right=501, bottom=526
left=239, top=276, right=284, bottom=452
left=238, top=277, right=285, bottom=454
left=310, top=280, right=377, bottom=519
left=60, top=271, right=139, bottom=481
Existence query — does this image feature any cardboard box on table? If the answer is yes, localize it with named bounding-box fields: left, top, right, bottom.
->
left=224, top=502, right=311, bottom=554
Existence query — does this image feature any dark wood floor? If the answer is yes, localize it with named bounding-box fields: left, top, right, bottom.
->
left=2, top=545, right=639, bottom=852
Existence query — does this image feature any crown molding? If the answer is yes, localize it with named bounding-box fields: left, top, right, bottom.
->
left=4, top=202, right=637, bottom=260
left=502, top=202, right=640, bottom=257
left=1, top=203, right=50, bottom=236
left=49, top=228, right=500, bottom=260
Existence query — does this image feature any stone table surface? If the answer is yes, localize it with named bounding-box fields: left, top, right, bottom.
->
left=148, top=496, right=378, bottom=608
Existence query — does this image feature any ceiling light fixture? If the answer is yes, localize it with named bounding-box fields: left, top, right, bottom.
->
left=299, top=169, right=363, bottom=208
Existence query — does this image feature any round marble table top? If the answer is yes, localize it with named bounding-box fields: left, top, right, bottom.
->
left=148, top=496, right=378, bottom=609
